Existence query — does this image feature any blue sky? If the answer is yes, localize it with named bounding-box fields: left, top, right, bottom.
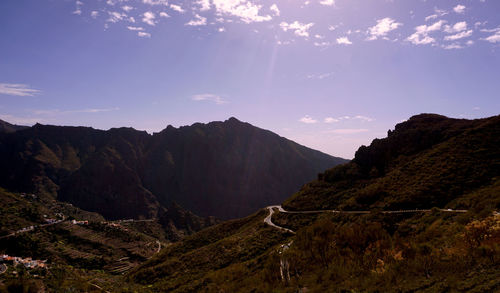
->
left=0, top=0, right=499, bottom=158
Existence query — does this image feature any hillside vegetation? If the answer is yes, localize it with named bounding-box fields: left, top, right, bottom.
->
left=0, top=117, right=345, bottom=220
left=284, top=114, right=500, bottom=213
left=130, top=114, right=500, bottom=292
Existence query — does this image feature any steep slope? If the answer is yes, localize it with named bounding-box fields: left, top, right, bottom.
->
left=0, top=118, right=346, bottom=220
left=0, top=119, right=29, bottom=133
left=129, top=114, right=500, bottom=292
left=284, top=114, right=500, bottom=212
left=142, top=117, right=346, bottom=218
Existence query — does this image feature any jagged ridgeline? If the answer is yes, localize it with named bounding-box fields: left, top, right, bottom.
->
left=0, top=117, right=346, bottom=220
left=129, top=114, right=500, bottom=292
left=284, top=113, right=500, bottom=212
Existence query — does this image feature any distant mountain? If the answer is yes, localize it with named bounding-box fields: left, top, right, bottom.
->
left=0, top=119, right=29, bottom=133
left=0, top=117, right=346, bottom=220
left=284, top=113, right=500, bottom=211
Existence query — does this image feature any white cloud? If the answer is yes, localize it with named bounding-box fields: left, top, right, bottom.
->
left=367, top=17, right=402, bottom=40
left=483, top=32, right=500, bottom=43
left=127, top=26, right=144, bottom=31
left=307, top=72, right=333, bottom=79
left=313, top=41, right=331, bottom=47
left=143, top=0, right=168, bottom=6
left=0, top=83, right=41, bottom=97
left=319, top=0, right=335, bottom=6
left=142, top=11, right=156, bottom=26
left=299, top=115, right=318, bottom=124
left=453, top=4, right=466, bottom=14
left=73, top=0, right=83, bottom=15
left=91, top=11, right=99, bottom=18
left=323, top=115, right=373, bottom=123
left=406, top=20, right=446, bottom=45
left=186, top=14, right=207, bottom=26
left=444, top=21, right=467, bottom=33
left=212, top=0, right=272, bottom=23
left=192, top=94, right=227, bottom=104
left=336, top=36, right=352, bottom=45
left=353, top=115, right=374, bottom=122
left=107, top=11, right=127, bottom=23
left=196, top=0, right=211, bottom=11
left=270, top=4, right=280, bottom=16
left=480, top=27, right=500, bottom=33
left=442, top=43, right=463, bottom=50
left=138, top=31, right=151, bottom=38
left=444, top=30, right=473, bottom=41
left=481, top=27, right=500, bottom=43
left=170, top=4, right=185, bottom=13
left=218, top=27, right=226, bottom=32
left=328, top=24, right=339, bottom=31
left=426, top=7, right=448, bottom=22
left=425, top=14, right=438, bottom=21
left=324, top=117, right=339, bottom=123
left=315, top=34, right=324, bottom=39
left=280, top=21, right=314, bottom=38
left=122, top=5, right=133, bottom=12
left=159, top=11, right=170, bottom=18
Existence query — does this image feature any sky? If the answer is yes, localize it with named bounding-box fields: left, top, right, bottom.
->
left=0, top=0, right=499, bottom=158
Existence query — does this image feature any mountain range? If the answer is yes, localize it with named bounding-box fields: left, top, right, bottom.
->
left=129, top=113, right=500, bottom=292
left=0, top=117, right=346, bottom=220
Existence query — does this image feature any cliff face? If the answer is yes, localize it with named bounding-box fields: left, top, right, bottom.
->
left=0, top=117, right=346, bottom=220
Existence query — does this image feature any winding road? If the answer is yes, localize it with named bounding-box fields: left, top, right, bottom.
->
left=264, top=205, right=468, bottom=233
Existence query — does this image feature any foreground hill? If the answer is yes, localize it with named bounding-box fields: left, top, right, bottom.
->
left=284, top=113, right=500, bottom=212
left=129, top=114, right=500, bottom=292
left=0, top=117, right=345, bottom=220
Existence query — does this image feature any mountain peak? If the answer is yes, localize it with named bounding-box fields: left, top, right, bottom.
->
left=226, top=117, right=241, bottom=123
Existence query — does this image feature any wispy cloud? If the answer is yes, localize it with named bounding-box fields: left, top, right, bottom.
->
left=192, top=94, right=227, bottom=105
left=143, top=0, right=168, bottom=6
left=73, top=0, right=83, bottom=15
left=186, top=14, right=207, bottom=26
left=127, top=26, right=144, bottom=31
left=481, top=27, right=500, bottom=43
left=137, top=31, right=151, bottom=38
left=444, top=30, right=473, bottom=41
left=270, top=4, right=280, bottom=16
left=307, top=72, right=333, bottom=80
left=299, top=115, right=318, bottom=124
left=324, top=117, right=339, bottom=123
left=319, top=0, right=335, bottom=7
left=31, top=107, right=119, bottom=115
left=0, top=83, right=41, bottom=97
left=324, top=115, right=374, bottom=123
left=324, top=128, right=369, bottom=134
left=406, top=20, right=446, bottom=45
left=0, top=114, right=43, bottom=125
